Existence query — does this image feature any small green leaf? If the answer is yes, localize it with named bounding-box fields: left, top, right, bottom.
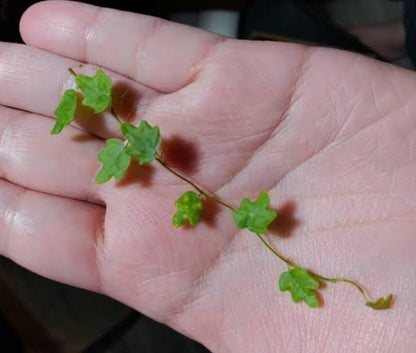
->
left=279, top=267, right=320, bottom=308
left=173, top=191, right=203, bottom=227
left=233, top=191, right=277, bottom=234
left=121, top=120, right=162, bottom=165
left=51, top=89, right=77, bottom=135
left=366, top=294, right=393, bottom=310
left=75, top=69, right=112, bottom=113
left=96, top=138, right=131, bottom=184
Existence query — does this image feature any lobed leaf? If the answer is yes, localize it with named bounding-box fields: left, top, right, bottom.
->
left=96, top=138, right=131, bottom=184
left=279, top=267, right=320, bottom=308
left=121, top=120, right=162, bottom=165
left=51, top=89, right=77, bottom=135
left=366, top=294, right=393, bottom=310
left=233, top=191, right=277, bottom=234
left=75, top=69, right=112, bottom=113
left=173, top=191, right=203, bottom=227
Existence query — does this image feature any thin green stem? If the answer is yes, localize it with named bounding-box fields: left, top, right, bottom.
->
left=110, top=109, right=232, bottom=211
left=155, top=155, right=235, bottom=212
left=255, top=233, right=371, bottom=303
left=108, top=106, right=379, bottom=307
left=255, top=233, right=295, bottom=267
left=255, top=233, right=371, bottom=302
left=68, top=68, right=77, bottom=77
left=109, top=108, right=232, bottom=212
left=111, top=108, right=123, bottom=126
left=156, top=150, right=371, bottom=303
left=312, top=273, right=370, bottom=302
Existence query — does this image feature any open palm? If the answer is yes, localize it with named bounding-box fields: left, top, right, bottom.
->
left=0, top=1, right=414, bottom=352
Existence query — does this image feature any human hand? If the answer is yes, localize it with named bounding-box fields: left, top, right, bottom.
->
left=0, top=1, right=414, bottom=351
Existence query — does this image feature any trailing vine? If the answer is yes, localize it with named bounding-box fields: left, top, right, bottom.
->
left=52, top=68, right=393, bottom=310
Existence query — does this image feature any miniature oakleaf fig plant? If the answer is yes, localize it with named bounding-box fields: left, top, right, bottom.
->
left=52, top=68, right=393, bottom=310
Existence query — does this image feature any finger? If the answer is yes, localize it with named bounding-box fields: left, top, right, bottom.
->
left=0, top=105, right=104, bottom=204
left=20, top=1, right=227, bottom=93
left=0, top=42, right=158, bottom=139
left=0, top=179, right=104, bottom=292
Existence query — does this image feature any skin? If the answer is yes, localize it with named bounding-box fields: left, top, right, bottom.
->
left=0, top=1, right=414, bottom=351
